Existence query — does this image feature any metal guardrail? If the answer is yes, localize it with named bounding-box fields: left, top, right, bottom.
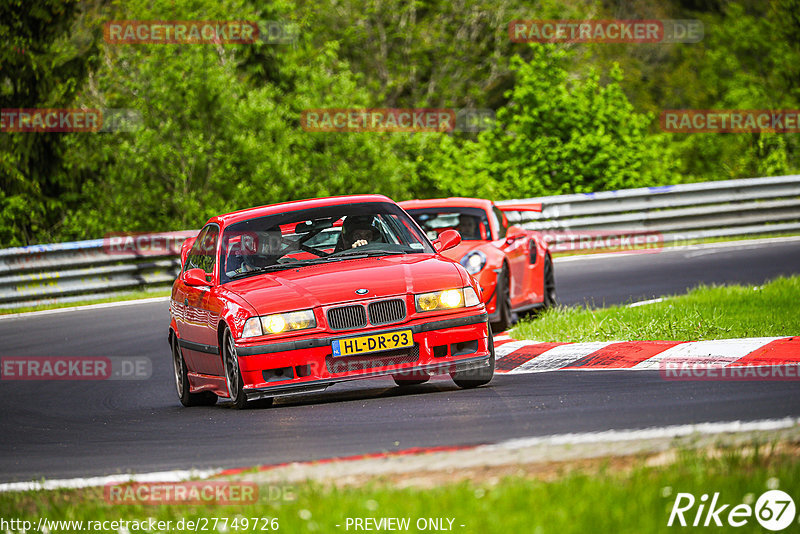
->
left=1, top=175, right=799, bottom=309
left=498, top=174, right=800, bottom=245
left=0, top=231, right=197, bottom=309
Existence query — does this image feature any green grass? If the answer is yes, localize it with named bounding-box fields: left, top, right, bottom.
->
left=0, top=289, right=172, bottom=315
left=1, top=445, right=797, bottom=533
left=514, top=276, right=800, bottom=342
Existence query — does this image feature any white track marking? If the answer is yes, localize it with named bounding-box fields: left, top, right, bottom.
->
left=483, top=418, right=799, bottom=450
left=509, top=342, right=614, bottom=373
left=0, top=296, right=170, bottom=320
left=494, top=340, right=534, bottom=358
left=0, top=468, right=219, bottom=493
left=632, top=338, right=780, bottom=370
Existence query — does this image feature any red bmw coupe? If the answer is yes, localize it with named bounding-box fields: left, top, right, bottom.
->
left=400, top=198, right=556, bottom=331
left=168, top=195, right=494, bottom=409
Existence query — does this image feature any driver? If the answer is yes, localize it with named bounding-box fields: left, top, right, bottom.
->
left=340, top=215, right=378, bottom=249
left=456, top=214, right=479, bottom=240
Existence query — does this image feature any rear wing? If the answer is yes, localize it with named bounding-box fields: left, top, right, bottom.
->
left=495, top=202, right=542, bottom=213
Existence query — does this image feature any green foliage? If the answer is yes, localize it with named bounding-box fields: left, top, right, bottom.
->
left=0, top=0, right=100, bottom=246
left=291, top=0, right=586, bottom=109
left=56, top=0, right=423, bottom=238
left=418, top=45, right=680, bottom=199
left=3, top=0, right=800, bottom=246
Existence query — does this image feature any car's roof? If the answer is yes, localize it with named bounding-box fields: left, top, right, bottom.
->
left=208, top=194, right=395, bottom=226
left=399, top=197, right=494, bottom=211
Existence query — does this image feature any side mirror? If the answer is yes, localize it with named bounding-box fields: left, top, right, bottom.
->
left=434, top=229, right=461, bottom=252
left=183, top=268, right=209, bottom=287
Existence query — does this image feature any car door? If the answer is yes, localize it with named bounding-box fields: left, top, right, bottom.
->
left=178, top=224, right=225, bottom=376
left=491, top=206, right=528, bottom=307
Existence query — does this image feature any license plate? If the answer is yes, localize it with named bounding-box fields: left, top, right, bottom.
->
left=331, top=329, right=413, bottom=357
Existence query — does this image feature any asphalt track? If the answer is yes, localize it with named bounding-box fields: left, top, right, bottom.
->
left=1, top=239, right=799, bottom=483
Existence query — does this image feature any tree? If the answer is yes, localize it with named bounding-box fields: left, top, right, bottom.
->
left=418, top=44, right=679, bottom=199
left=0, top=0, right=100, bottom=245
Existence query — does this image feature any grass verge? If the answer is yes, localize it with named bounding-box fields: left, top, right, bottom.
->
left=514, top=276, right=800, bottom=342
left=0, top=444, right=797, bottom=533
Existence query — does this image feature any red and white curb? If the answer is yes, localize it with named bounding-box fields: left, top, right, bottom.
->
left=493, top=335, right=800, bottom=374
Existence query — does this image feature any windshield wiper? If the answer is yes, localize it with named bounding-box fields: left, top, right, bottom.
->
left=228, top=264, right=295, bottom=279
left=333, top=249, right=407, bottom=258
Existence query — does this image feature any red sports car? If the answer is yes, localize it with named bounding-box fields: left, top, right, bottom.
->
left=400, top=198, right=555, bottom=331
left=168, top=195, right=494, bottom=409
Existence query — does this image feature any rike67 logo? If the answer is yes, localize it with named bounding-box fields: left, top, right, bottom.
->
left=668, top=490, right=796, bottom=530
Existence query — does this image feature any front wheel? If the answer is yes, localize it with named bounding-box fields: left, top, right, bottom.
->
left=172, top=335, right=217, bottom=407
left=222, top=328, right=272, bottom=409
left=451, top=321, right=495, bottom=389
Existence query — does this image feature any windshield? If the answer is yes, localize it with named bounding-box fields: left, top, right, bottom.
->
left=405, top=207, right=491, bottom=242
left=219, top=201, right=433, bottom=283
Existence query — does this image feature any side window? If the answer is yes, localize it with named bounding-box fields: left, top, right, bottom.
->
left=492, top=207, right=508, bottom=239
left=185, top=225, right=219, bottom=276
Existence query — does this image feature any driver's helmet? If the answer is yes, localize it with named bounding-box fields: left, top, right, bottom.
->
left=341, top=215, right=377, bottom=245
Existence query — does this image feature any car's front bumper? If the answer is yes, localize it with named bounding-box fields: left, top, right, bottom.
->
left=235, top=312, right=490, bottom=399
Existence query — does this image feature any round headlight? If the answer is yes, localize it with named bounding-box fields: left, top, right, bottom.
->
left=417, top=293, right=440, bottom=311
left=440, top=289, right=463, bottom=308
left=461, top=251, right=486, bottom=275
left=262, top=315, right=287, bottom=334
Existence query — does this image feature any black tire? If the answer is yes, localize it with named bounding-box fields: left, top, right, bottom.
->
left=492, top=265, right=513, bottom=332
left=222, top=328, right=273, bottom=409
left=392, top=374, right=430, bottom=387
left=451, top=321, right=495, bottom=389
left=543, top=254, right=557, bottom=309
left=172, top=335, right=217, bottom=407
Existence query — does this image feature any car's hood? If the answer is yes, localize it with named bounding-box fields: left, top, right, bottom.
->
left=224, top=254, right=464, bottom=314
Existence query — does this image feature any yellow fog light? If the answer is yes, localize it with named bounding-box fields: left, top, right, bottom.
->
left=286, top=311, right=314, bottom=330
left=417, top=293, right=441, bottom=311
